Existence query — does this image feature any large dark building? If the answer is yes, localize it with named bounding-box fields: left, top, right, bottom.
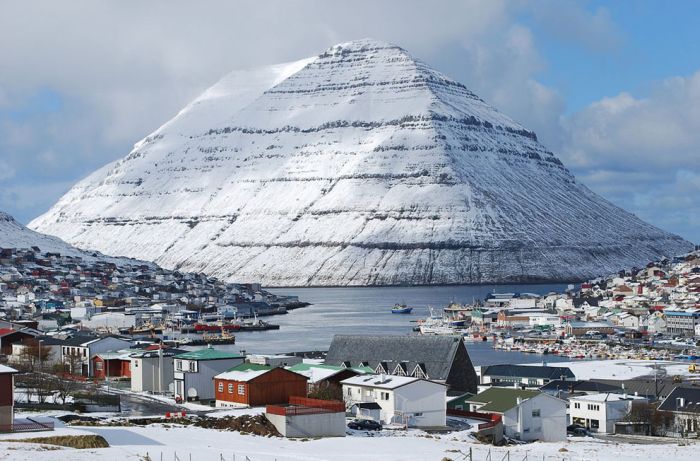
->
left=325, top=334, right=478, bottom=393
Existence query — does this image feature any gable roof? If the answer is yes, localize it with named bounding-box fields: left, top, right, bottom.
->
left=215, top=363, right=271, bottom=382
left=482, top=364, right=575, bottom=380
left=325, top=334, right=464, bottom=381
left=466, top=387, right=541, bottom=413
left=175, top=347, right=243, bottom=361
left=658, top=387, right=700, bottom=414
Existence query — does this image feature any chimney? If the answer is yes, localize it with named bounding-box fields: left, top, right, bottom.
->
left=380, top=373, right=386, bottom=383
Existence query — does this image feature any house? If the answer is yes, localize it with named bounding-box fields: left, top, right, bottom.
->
left=325, top=335, right=478, bottom=393
left=0, top=329, right=39, bottom=355
left=657, top=387, right=700, bottom=436
left=213, top=363, right=308, bottom=407
left=569, top=393, right=647, bottom=434
left=91, top=350, right=133, bottom=380
left=565, top=321, right=615, bottom=337
left=539, top=380, right=623, bottom=400
left=478, top=364, right=575, bottom=389
left=247, top=354, right=302, bottom=368
left=265, top=396, right=346, bottom=438
left=173, top=347, right=244, bottom=402
left=465, top=387, right=567, bottom=442
left=10, top=336, right=63, bottom=368
left=0, top=365, right=17, bottom=428
left=286, top=363, right=365, bottom=394
left=130, top=346, right=184, bottom=393
left=341, top=374, right=447, bottom=428
left=60, top=335, right=132, bottom=376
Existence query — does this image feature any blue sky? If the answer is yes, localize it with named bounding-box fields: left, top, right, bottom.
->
left=0, top=0, right=698, bottom=243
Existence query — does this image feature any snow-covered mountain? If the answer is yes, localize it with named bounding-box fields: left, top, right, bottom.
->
left=30, top=39, right=693, bottom=286
left=1, top=211, right=147, bottom=265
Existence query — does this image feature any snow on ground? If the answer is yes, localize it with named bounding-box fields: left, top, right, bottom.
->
left=0, top=417, right=697, bottom=461
left=538, top=359, right=694, bottom=380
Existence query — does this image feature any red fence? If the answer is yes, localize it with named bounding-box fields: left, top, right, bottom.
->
left=447, top=409, right=502, bottom=430
left=267, top=397, right=345, bottom=417
left=288, top=397, right=345, bottom=412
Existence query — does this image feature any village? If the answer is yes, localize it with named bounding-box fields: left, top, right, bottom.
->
left=0, top=245, right=699, bottom=459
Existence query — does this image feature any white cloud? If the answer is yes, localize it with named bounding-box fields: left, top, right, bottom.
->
left=559, top=71, right=700, bottom=242
left=13, top=0, right=694, bottom=246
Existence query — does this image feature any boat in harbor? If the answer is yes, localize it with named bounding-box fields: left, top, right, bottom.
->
left=238, top=317, right=280, bottom=332
left=193, top=320, right=241, bottom=332
left=178, top=331, right=237, bottom=346
left=391, top=303, right=413, bottom=314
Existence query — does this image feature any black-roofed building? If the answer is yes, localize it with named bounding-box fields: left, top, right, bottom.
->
left=539, top=379, right=623, bottom=400
left=325, top=335, right=478, bottom=393
left=591, top=377, right=678, bottom=402
left=478, top=364, right=575, bottom=389
left=658, top=387, right=700, bottom=435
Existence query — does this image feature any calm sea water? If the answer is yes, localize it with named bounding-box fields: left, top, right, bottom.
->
left=197, top=284, right=577, bottom=365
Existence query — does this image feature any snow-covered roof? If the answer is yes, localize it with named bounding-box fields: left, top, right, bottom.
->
left=0, top=364, right=18, bottom=374
left=341, top=374, right=430, bottom=390
left=570, top=392, right=646, bottom=403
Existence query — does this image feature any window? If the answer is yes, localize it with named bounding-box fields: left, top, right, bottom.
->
left=134, top=361, right=138, bottom=368
left=532, top=409, right=541, bottom=417
left=574, top=403, right=580, bottom=409
left=237, top=384, right=245, bottom=395
left=175, top=360, right=182, bottom=371
left=218, top=382, right=224, bottom=393
left=96, top=361, right=103, bottom=371
left=188, top=361, right=196, bottom=372
left=228, top=383, right=233, bottom=394
left=347, top=387, right=352, bottom=396
left=380, top=392, right=389, bottom=400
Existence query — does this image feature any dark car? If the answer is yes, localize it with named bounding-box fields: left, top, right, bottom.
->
left=347, top=419, right=382, bottom=431
left=567, top=424, right=590, bottom=437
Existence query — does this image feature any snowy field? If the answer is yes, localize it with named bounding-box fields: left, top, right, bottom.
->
left=0, top=414, right=697, bottom=461
left=535, top=359, right=695, bottom=380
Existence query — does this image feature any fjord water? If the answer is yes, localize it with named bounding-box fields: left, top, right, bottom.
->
left=224, top=283, right=576, bottom=365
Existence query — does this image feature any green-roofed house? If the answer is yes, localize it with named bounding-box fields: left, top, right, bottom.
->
left=465, top=387, right=566, bottom=442
left=173, top=345, right=244, bottom=403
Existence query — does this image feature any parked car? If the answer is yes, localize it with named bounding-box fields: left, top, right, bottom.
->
left=567, top=424, right=590, bottom=437
left=347, top=419, right=382, bottom=431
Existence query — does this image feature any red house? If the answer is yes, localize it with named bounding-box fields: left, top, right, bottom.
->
left=92, top=351, right=132, bottom=380
left=0, top=365, right=18, bottom=429
left=213, top=363, right=307, bottom=408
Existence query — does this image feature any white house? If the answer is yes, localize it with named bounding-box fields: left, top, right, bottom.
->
left=466, top=387, right=566, bottom=442
left=569, top=393, right=647, bottom=434
left=60, top=335, right=132, bottom=376
left=130, top=347, right=180, bottom=393
left=341, top=374, right=446, bottom=428
left=173, top=347, right=244, bottom=402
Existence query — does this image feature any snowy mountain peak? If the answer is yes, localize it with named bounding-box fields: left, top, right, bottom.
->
left=30, top=40, right=693, bottom=286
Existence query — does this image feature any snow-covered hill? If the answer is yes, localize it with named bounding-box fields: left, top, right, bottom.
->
left=30, top=39, right=693, bottom=286
left=1, top=211, right=143, bottom=265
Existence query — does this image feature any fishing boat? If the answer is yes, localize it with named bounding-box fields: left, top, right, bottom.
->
left=238, top=316, right=280, bottom=332
left=193, top=319, right=241, bottom=332
left=391, top=303, right=413, bottom=314
left=180, top=331, right=236, bottom=346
